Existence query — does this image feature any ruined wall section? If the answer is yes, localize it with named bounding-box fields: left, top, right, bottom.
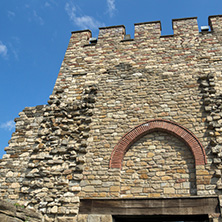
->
left=0, top=54, right=98, bottom=222
left=0, top=87, right=97, bottom=221
left=0, top=27, right=101, bottom=220
left=207, top=15, right=222, bottom=93
left=0, top=106, right=45, bottom=201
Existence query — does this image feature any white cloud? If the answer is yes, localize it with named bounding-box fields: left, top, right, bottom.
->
left=0, top=41, right=7, bottom=58
left=0, top=120, right=15, bottom=131
left=65, top=2, right=104, bottom=30
left=33, top=10, right=44, bottom=25
left=45, top=2, right=51, bottom=7
left=107, top=0, right=116, bottom=17
left=44, top=0, right=58, bottom=7
left=7, top=11, right=15, bottom=19
left=8, top=43, right=18, bottom=60
left=6, top=37, right=20, bottom=60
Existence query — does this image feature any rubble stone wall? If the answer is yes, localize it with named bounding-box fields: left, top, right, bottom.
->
left=0, top=15, right=222, bottom=221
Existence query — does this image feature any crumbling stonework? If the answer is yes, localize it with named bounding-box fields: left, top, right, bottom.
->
left=0, top=199, right=42, bottom=222
left=0, top=15, right=222, bottom=221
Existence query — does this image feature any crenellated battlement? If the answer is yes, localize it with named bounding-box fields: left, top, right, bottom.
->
left=68, top=15, right=222, bottom=46
left=172, top=17, right=199, bottom=36
left=99, top=25, right=125, bottom=40
left=134, top=21, right=161, bottom=39
left=209, top=14, right=222, bottom=32
left=69, top=29, right=92, bottom=47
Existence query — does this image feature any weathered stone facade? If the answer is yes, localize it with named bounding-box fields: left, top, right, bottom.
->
left=0, top=15, right=222, bottom=221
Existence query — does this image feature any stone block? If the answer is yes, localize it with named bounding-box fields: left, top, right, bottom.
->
left=164, top=188, right=175, bottom=194
left=88, top=214, right=101, bottom=222
left=101, top=215, right=113, bottom=222
left=50, top=206, right=58, bottom=214
left=131, top=187, right=143, bottom=193
left=110, top=186, right=120, bottom=192
left=0, top=214, right=23, bottom=222
left=78, top=214, right=88, bottom=222
left=58, top=216, right=77, bottom=222
left=82, top=186, right=95, bottom=192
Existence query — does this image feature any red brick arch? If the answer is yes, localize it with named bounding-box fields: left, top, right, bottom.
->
left=109, top=119, right=206, bottom=169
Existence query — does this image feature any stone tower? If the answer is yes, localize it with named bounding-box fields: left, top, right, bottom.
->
left=0, top=15, right=222, bottom=221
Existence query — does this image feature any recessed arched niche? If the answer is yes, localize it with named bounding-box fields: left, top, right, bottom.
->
left=109, top=119, right=207, bottom=197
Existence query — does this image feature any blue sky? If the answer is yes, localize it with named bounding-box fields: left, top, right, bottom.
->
left=0, top=0, right=221, bottom=158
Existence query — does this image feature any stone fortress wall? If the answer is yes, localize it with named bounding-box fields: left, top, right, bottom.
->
left=0, top=15, right=222, bottom=221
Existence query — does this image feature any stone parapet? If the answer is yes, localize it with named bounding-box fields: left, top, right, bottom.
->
left=209, top=15, right=222, bottom=32
left=98, top=25, right=125, bottom=41
left=134, top=21, right=161, bottom=39
left=70, top=30, right=92, bottom=47
left=64, top=15, right=222, bottom=44
left=172, top=17, right=199, bottom=36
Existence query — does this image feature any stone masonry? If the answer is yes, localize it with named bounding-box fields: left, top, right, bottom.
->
left=0, top=15, right=222, bottom=221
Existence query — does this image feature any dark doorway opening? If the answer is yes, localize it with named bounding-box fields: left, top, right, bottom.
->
left=113, top=215, right=209, bottom=222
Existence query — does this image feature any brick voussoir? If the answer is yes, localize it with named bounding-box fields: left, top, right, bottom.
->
left=110, top=119, right=206, bottom=169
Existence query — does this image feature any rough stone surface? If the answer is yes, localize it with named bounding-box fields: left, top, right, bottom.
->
left=120, top=132, right=196, bottom=198
left=0, top=199, right=42, bottom=221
